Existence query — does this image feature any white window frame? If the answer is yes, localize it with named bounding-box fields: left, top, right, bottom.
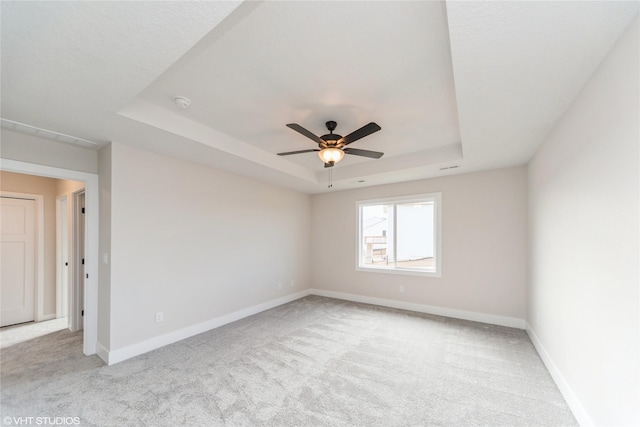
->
left=356, top=192, right=441, bottom=277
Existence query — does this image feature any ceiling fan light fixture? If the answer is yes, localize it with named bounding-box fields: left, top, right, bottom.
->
left=280, top=120, right=382, bottom=165
left=318, top=147, right=344, bottom=164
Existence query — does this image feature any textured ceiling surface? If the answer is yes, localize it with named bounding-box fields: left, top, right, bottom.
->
left=1, top=1, right=638, bottom=193
left=1, top=1, right=242, bottom=143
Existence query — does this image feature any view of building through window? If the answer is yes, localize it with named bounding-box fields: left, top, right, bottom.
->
left=359, top=197, right=436, bottom=271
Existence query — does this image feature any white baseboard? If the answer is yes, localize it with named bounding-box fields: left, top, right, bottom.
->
left=104, top=290, right=311, bottom=365
left=102, top=288, right=525, bottom=365
left=96, top=342, right=109, bottom=364
left=526, top=323, right=592, bottom=427
left=309, top=289, right=526, bottom=329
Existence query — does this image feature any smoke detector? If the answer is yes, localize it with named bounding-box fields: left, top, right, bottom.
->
left=173, top=96, right=191, bottom=109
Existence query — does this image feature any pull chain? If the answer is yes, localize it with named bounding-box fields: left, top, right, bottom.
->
left=328, top=167, right=333, bottom=189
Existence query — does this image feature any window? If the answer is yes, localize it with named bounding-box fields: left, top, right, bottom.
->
left=357, top=193, right=441, bottom=276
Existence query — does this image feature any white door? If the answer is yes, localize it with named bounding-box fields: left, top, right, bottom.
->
left=1, top=197, right=36, bottom=327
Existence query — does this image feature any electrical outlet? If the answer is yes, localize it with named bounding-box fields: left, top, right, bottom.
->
left=399, top=285, right=405, bottom=293
left=155, top=312, right=163, bottom=323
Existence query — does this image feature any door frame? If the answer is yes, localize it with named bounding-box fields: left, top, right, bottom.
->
left=56, top=195, right=69, bottom=321
left=1, top=191, right=45, bottom=322
left=70, top=190, right=85, bottom=332
left=1, top=159, right=99, bottom=356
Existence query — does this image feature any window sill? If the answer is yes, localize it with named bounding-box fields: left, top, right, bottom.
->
left=356, top=266, right=441, bottom=278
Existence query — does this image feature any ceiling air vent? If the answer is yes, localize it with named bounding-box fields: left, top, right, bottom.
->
left=1, top=118, right=100, bottom=149
left=439, top=165, right=460, bottom=171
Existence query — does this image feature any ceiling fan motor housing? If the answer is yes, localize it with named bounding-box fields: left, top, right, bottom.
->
left=321, top=121, right=341, bottom=146
left=320, top=134, right=342, bottom=146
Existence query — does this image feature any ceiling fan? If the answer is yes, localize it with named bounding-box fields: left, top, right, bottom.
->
left=278, top=120, right=383, bottom=168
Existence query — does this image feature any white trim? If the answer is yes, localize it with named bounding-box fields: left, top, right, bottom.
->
left=56, top=196, right=63, bottom=318
left=1, top=191, right=45, bottom=322
left=40, top=314, right=56, bottom=321
left=355, top=265, right=440, bottom=277
left=35, top=195, right=45, bottom=321
left=70, top=189, right=85, bottom=333
left=0, top=159, right=99, bottom=356
left=526, top=323, right=592, bottom=427
left=356, top=193, right=441, bottom=205
left=310, top=289, right=526, bottom=329
left=96, top=342, right=109, bottom=364
left=104, top=290, right=312, bottom=365
left=56, top=195, right=69, bottom=319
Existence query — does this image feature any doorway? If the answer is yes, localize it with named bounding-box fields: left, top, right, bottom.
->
left=56, top=188, right=86, bottom=333
left=0, top=159, right=99, bottom=356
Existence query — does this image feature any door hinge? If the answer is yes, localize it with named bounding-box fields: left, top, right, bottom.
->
left=82, top=258, right=85, bottom=265
left=65, top=262, right=68, bottom=266
left=81, top=310, right=84, bottom=316
left=82, top=207, right=85, bottom=214
left=86, top=273, right=89, bottom=279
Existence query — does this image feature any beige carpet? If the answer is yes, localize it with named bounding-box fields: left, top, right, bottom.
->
left=0, top=296, right=576, bottom=426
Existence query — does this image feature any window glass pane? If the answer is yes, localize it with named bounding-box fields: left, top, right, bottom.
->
left=361, top=204, right=393, bottom=267
left=395, top=202, right=434, bottom=269
left=357, top=193, right=440, bottom=277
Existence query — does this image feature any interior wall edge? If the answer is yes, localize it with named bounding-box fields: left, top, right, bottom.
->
left=526, top=323, right=592, bottom=427
left=96, top=342, right=109, bottom=365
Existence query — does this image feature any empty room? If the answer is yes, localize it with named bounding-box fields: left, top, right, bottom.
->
left=0, top=1, right=638, bottom=426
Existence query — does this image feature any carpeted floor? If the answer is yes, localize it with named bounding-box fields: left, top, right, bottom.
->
left=0, top=296, right=577, bottom=426
left=0, top=317, right=68, bottom=349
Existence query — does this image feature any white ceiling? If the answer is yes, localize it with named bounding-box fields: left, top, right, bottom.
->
left=2, top=1, right=638, bottom=193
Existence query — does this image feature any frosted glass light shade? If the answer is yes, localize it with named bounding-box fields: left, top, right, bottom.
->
left=318, top=147, right=344, bottom=164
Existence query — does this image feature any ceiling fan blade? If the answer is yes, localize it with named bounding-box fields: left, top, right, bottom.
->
left=339, top=122, right=381, bottom=146
left=277, top=149, right=320, bottom=156
left=343, top=147, right=384, bottom=159
left=286, top=123, right=324, bottom=144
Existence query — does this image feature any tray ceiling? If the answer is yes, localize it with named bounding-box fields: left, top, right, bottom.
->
left=1, top=1, right=637, bottom=193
